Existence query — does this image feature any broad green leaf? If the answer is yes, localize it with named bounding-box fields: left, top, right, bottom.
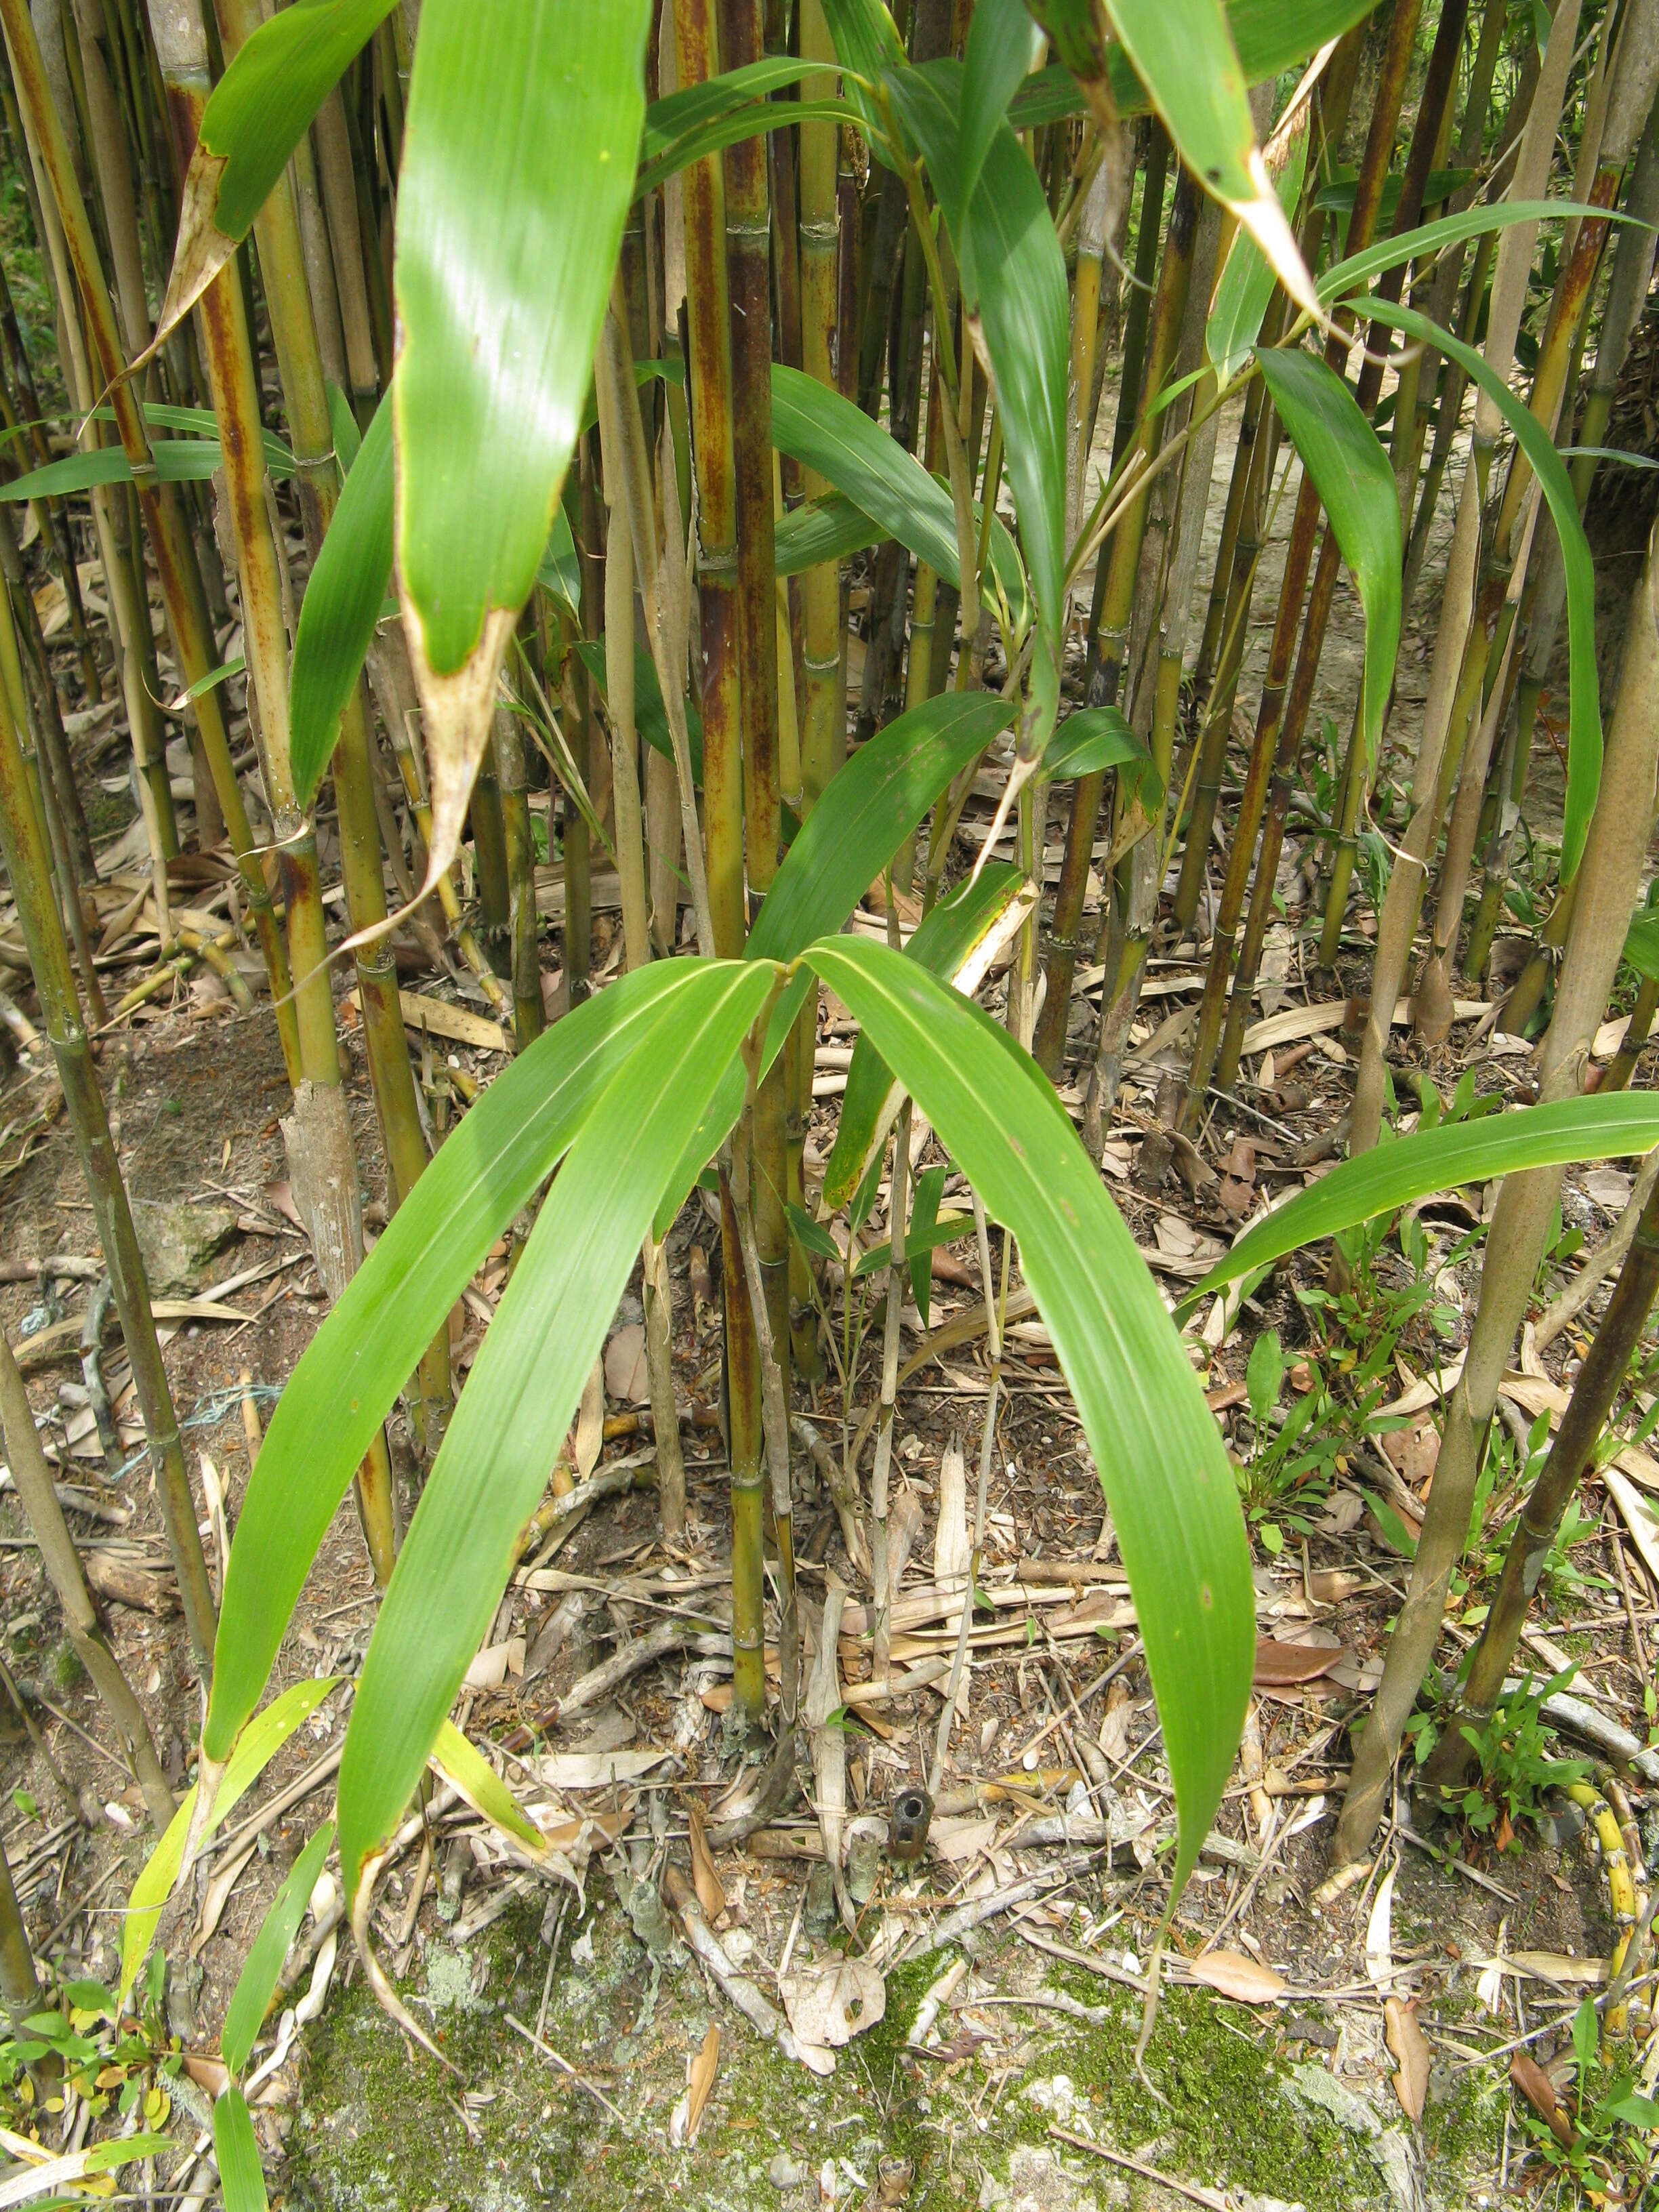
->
left=1208, top=126, right=1307, bottom=381
left=1317, top=199, right=1654, bottom=304
left=1181, top=1094, right=1659, bottom=1311
left=84, top=2135, right=173, bottom=2174
left=575, top=640, right=705, bottom=786
left=213, top=2085, right=268, bottom=2212
left=1099, top=0, right=1318, bottom=321
left=220, top=1822, right=334, bottom=2076
left=819, top=0, right=906, bottom=158
left=956, top=107, right=1069, bottom=651
left=636, top=96, right=858, bottom=201
left=157, top=0, right=398, bottom=338
left=122, top=1677, right=338, bottom=2000
left=775, top=491, right=884, bottom=577
left=394, top=0, right=651, bottom=888
left=770, top=362, right=1027, bottom=615
left=1043, top=704, right=1157, bottom=787
left=1314, top=167, right=1474, bottom=222
left=327, top=381, right=361, bottom=478
left=787, top=1202, right=844, bottom=1263
left=653, top=1059, right=745, bottom=1244
left=821, top=863, right=1025, bottom=1210
left=428, top=1721, right=546, bottom=1853
left=1365, top=302, right=1601, bottom=878
left=537, top=504, right=583, bottom=622
left=958, top=0, right=1046, bottom=215
left=0, top=435, right=294, bottom=501
left=291, top=384, right=393, bottom=808
left=335, top=960, right=773, bottom=1902
left=203, top=964, right=703, bottom=1766
left=747, top=692, right=1014, bottom=1069
left=853, top=1203, right=972, bottom=1283
left=912, top=1166, right=949, bottom=1325
left=642, top=56, right=815, bottom=158
left=806, top=939, right=1253, bottom=1901
left=1257, top=348, right=1400, bottom=766
left=1624, top=910, right=1659, bottom=979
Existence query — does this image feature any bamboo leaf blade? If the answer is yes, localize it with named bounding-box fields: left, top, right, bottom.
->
left=213, top=2086, right=268, bottom=2212
left=806, top=940, right=1254, bottom=1900
left=220, top=1822, right=335, bottom=2076
left=821, top=865, right=1026, bottom=1212
left=1207, top=127, right=1307, bottom=381
left=1256, top=348, right=1401, bottom=764
left=1364, top=300, right=1601, bottom=877
left=291, top=385, right=394, bottom=806
left=958, top=0, right=1046, bottom=215
left=1183, top=1095, right=1659, bottom=1309
left=394, top=0, right=651, bottom=893
left=203, top=965, right=704, bottom=1767
left=335, top=961, right=774, bottom=1902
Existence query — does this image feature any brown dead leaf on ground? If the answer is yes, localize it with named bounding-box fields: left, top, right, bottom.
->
left=1187, top=1949, right=1287, bottom=2005
left=688, top=1802, right=727, bottom=1921
left=1384, top=1996, right=1429, bottom=2122
left=669, top=2023, right=719, bottom=2147
left=1511, top=2049, right=1575, bottom=2147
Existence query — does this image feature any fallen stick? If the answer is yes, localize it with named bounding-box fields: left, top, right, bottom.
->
left=665, top=1865, right=827, bottom=2073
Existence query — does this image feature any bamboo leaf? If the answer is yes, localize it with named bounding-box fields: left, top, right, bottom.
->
left=806, top=939, right=1254, bottom=1901
left=575, top=640, right=704, bottom=786
left=122, top=1677, right=339, bottom=2001
left=335, top=960, right=773, bottom=1904
left=394, top=0, right=651, bottom=896
left=537, top=504, right=583, bottom=622
left=0, top=426, right=295, bottom=501
left=428, top=1721, right=546, bottom=1854
left=220, top=1822, right=334, bottom=2076
left=203, top=965, right=701, bottom=1768
left=822, top=865, right=1026, bottom=1212
left=908, top=1165, right=948, bottom=1325
left=1181, top=1094, right=1659, bottom=1311
left=1042, top=704, right=1158, bottom=791
left=157, top=0, right=398, bottom=340
left=213, top=2085, right=268, bottom=2212
left=327, top=381, right=361, bottom=478
left=1364, top=301, right=1601, bottom=878
left=958, top=0, right=1046, bottom=218
left=1207, top=125, right=1307, bottom=381
left=771, top=362, right=1027, bottom=613
left=819, top=0, right=906, bottom=157
left=1317, top=198, right=1653, bottom=305
left=1256, top=348, right=1400, bottom=766
left=636, top=96, right=858, bottom=201
left=775, top=491, right=883, bottom=576
left=1099, top=0, right=1319, bottom=321
left=291, top=384, right=393, bottom=808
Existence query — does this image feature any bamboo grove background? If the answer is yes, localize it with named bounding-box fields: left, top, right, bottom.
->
left=2, top=0, right=1659, bottom=2148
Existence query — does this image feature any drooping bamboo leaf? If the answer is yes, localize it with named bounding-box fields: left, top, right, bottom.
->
left=806, top=940, right=1254, bottom=1901
left=770, top=362, right=1027, bottom=613
left=642, top=55, right=815, bottom=157
left=327, top=380, right=361, bottom=479
left=1181, top=1094, right=1659, bottom=1311
left=775, top=491, right=884, bottom=576
left=1207, top=125, right=1307, bottom=381
left=203, top=965, right=701, bottom=1769
left=748, top=693, right=1015, bottom=1067
left=1364, top=301, right=1601, bottom=877
left=394, top=0, right=651, bottom=895
left=157, top=0, right=398, bottom=341
left=335, top=960, right=773, bottom=1903
left=537, top=504, right=583, bottom=622
left=1319, top=199, right=1654, bottom=305
left=121, top=1677, right=339, bottom=2000
left=636, top=96, right=858, bottom=200
left=958, top=0, right=1046, bottom=218
left=428, top=1721, right=547, bottom=1855
left=821, top=863, right=1027, bottom=1210
left=819, top=0, right=906, bottom=158
left=0, top=422, right=295, bottom=501
left=653, top=1059, right=746, bottom=1244
left=1315, top=166, right=1474, bottom=222
left=1099, top=0, right=1319, bottom=321
left=1042, top=704, right=1158, bottom=791
left=1256, top=348, right=1400, bottom=766
left=220, top=1822, right=334, bottom=2076
left=907, top=1164, right=948, bottom=1326
left=291, top=384, right=393, bottom=808
left=213, top=2086, right=268, bottom=2212
left=1624, top=907, right=1659, bottom=979
left=575, top=640, right=704, bottom=786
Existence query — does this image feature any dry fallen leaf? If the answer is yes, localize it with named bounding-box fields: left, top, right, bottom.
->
left=1098, top=1677, right=1132, bottom=1765
left=1511, top=2049, right=1574, bottom=2147
left=779, top=1957, right=886, bottom=2050
left=1187, top=1949, right=1287, bottom=2005
left=1252, top=1638, right=1349, bottom=1687
left=669, top=2022, right=719, bottom=2148
left=1385, top=1996, right=1430, bottom=2123
left=688, top=1803, right=727, bottom=1921
left=603, top=1320, right=651, bottom=1407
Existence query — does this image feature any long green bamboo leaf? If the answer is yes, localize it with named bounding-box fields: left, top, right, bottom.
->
left=958, top=0, right=1046, bottom=218
left=820, top=0, right=906, bottom=159
left=1181, top=1094, right=1659, bottom=1311
left=220, top=1822, right=334, bottom=2076
left=1208, top=127, right=1307, bottom=381
left=1318, top=199, right=1652, bottom=305
left=213, top=2086, right=268, bottom=2212
left=806, top=940, right=1253, bottom=1902
left=1257, top=348, right=1400, bottom=766
left=203, top=965, right=699, bottom=1767
left=775, top=491, right=884, bottom=575
left=428, top=1721, right=546, bottom=1853
left=394, top=0, right=650, bottom=893
left=157, top=0, right=398, bottom=339
left=575, top=640, right=704, bottom=786
left=122, top=1677, right=338, bottom=2000
left=1099, top=0, right=1318, bottom=321
left=335, top=960, right=773, bottom=1903
left=0, top=435, right=295, bottom=501
left=957, top=109, right=1070, bottom=651
left=770, top=362, right=1027, bottom=614
left=822, top=864, right=1026, bottom=1210
left=1364, top=301, right=1601, bottom=878
left=291, top=385, right=393, bottom=807
left=636, top=96, right=858, bottom=201
left=642, top=55, right=814, bottom=155
left=1043, top=704, right=1157, bottom=784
